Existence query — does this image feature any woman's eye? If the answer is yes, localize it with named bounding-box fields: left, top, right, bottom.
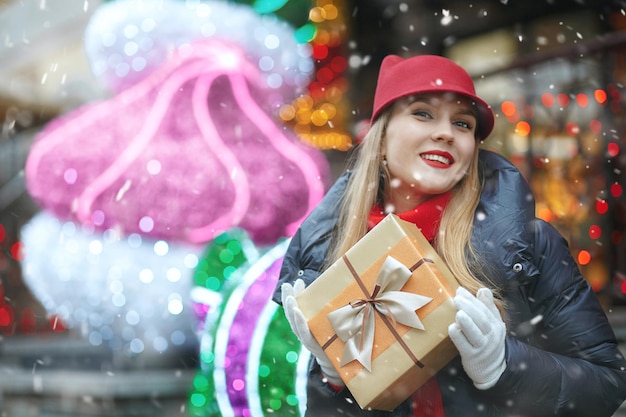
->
left=412, top=110, right=431, bottom=118
left=455, top=120, right=473, bottom=129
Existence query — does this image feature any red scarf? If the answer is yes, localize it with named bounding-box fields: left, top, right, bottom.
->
left=368, top=192, right=452, bottom=240
left=368, top=191, right=451, bottom=417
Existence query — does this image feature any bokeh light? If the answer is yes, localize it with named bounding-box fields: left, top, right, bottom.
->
left=10, top=241, right=23, bottom=261
left=501, top=101, right=516, bottom=116
left=608, top=142, right=620, bottom=157
left=589, top=119, right=602, bottom=133
left=589, top=225, right=602, bottom=240
left=566, top=122, right=580, bottom=136
left=515, top=121, right=531, bottom=136
left=594, top=89, right=607, bottom=104
left=595, top=199, right=608, bottom=214
left=556, top=93, right=570, bottom=108
left=578, top=250, right=591, bottom=266
left=541, top=93, right=555, bottom=107
left=575, top=93, right=588, bottom=107
left=279, top=0, right=352, bottom=151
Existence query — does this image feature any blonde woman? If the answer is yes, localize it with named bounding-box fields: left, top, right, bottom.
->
left=273, top=54, right=626, bottom=416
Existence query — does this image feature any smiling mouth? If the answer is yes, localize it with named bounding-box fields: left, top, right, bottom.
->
left=420, top=153, right=452, bottom=165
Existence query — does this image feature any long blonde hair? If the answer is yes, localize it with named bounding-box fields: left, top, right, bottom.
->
left=326, top=108, right=501, bottom=305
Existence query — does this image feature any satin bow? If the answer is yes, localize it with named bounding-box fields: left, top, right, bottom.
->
left=327, top=256, right=432, bottom=372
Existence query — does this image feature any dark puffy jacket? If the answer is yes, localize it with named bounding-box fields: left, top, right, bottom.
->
left=273, top=150, right=626, bottom=416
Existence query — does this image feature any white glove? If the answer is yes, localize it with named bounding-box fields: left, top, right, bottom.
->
left=448, top=286, right=506, bottom=390
left=281, top=279, right=344, bottom=387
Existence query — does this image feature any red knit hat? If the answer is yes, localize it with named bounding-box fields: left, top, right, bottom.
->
left=371, top=54, right=495, bottom=140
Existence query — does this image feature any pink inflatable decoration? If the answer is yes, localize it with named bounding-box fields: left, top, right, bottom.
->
left=25, top=38, right=329, bottom=246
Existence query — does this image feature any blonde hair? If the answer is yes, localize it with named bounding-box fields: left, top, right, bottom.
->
left=327, top=108, right=502, bottom=307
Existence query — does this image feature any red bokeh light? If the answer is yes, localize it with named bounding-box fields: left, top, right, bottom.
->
left=308, top=81, right=326, bottom=99
left=588, top=225, right=602, bottom=240
left=589, top=119, right=602, bottom=134
left=311, top=43, right=328, bottom=60
left=316, top=67, right=334, bottom=84
left=541, top=93, right=555, bottom=107
left=329, top=56, right=347, bottom=73
left=557, top=93, right=570, bottom=107
left=595, top=199, right=608, bottom=214
left=575, top=93, right=588, bottom=107
left=608, top=142, right=620, bottom=158
left=10, top=241, right=24, bottom=261
left=50, top=315, right=67, bottom=333
left=566, top=122, right=579, bottom=136
left=0, top=305, right=13, bottom=327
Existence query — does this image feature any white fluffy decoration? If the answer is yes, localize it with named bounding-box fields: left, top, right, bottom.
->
left=83, top=0, right=314, bottom=103
left=21, top=211, right=203, bottom=358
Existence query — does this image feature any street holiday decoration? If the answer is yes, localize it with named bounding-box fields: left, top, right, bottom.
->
left=187, top=230, right=309, bottom=417
left=21, top=0, right=328, bottom=372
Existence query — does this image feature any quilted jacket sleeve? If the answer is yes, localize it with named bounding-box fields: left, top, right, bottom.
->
left=272, top=172, right=349, bottom=305
left=485, top=219, right=626, bottom=416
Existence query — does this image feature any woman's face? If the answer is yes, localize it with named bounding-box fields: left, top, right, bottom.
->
left=383, top=93, right=478, bottom=212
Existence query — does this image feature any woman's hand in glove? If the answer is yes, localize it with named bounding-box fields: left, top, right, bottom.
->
left=448, top=287, right=506, bottom=390
left=281, top=279, right=344, bottom=387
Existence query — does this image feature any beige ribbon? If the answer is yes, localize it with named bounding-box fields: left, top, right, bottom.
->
left=327, top=256, right=432, bottom=372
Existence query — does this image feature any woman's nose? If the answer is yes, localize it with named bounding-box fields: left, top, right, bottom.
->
left=431, top=121, right=454, bottom=143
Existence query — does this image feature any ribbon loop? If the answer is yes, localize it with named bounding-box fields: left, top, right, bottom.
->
left=326, top=256, right=432, bottom=372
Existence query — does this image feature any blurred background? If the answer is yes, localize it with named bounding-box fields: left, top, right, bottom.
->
left=1, top=0, right=626, bottom=416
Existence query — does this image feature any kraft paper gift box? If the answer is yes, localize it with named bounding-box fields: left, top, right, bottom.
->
left=296, top=214, right=460, bottom=411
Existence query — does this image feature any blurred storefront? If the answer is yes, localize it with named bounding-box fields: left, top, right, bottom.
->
left=446, top=7, right=626, bottom=304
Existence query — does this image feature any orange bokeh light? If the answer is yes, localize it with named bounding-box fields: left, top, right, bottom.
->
left=537, top=207, right=553, bottom=222
left=501, top=101, right=517, bottom=116
left=577, top=250, right=591, bottom=265
left=594, top=89, right=607, bottom=104
left=515, top=121, right=531, bottom=136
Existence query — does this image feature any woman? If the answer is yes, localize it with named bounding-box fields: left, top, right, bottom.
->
left=272, top=54, right=626, bottom=416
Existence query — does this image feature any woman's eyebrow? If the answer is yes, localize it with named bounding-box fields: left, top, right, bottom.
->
left=408, top=96, right=478, bottom=118
left=457, top=108, right=478, bottom=118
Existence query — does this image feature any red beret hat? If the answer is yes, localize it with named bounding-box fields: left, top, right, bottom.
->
left=371, top=55, right=495, bottom=140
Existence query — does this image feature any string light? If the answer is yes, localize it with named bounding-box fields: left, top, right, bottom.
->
left=279, top=0, right=353, bottom=151
left=499, top=82, right=625, bottom=293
